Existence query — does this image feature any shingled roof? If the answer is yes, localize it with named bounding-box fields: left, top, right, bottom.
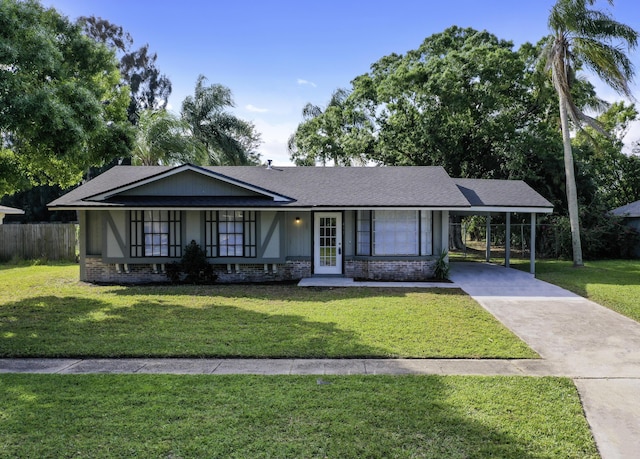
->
left=612, top=200, right=640, bottom=218
left=49, top=164, right=553, bottom=212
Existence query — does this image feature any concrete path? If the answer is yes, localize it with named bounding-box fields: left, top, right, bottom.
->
left=3, top=262, right=640, bottom=457
left=0, top=357, right=556, bottom=376
left=450, top=262, right=640, bottom=459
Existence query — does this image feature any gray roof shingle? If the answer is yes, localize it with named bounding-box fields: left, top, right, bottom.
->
left=454, top=178, right=553, bottom=208
left=49, top=165, right=553, bottom=211
left=612, top=200, right=640, bottom=218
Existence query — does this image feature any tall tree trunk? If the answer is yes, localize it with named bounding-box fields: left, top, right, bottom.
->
left=558, top=94, right=584, bottom=267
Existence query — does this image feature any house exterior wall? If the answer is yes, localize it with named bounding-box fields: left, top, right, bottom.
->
left=284, top=211, right=311, bottom=257
left=624, top=217, right=640, bottom=257
left=80, top=208, right=446, bottom=284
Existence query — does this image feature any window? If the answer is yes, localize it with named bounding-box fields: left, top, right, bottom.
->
left=373, top=210, right=418, bottom=255
left=356, top=210, right=432, bottom=256
left=356, top=210, right=371, bottom=256
left=130, top=210, right=181, bottom=258
left=205, top=210, right=256, bottom=258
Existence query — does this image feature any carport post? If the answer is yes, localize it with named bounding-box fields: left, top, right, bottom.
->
left=485, top=214, right=491, bottom=262
left=505, top=212, right=511, bottom=268
left=530, top=212, right=536, bottom=275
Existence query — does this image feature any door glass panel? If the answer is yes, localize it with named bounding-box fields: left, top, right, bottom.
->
left=319, top=216, right=337, bottom=267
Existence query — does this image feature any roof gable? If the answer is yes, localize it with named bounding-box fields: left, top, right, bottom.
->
left=85, top=164, right=293, bottom=203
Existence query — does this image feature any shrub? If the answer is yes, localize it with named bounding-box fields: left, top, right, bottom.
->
left=165, top=241, right=217, bottom=284
left=546, top=207, right=640, bottom=260
left=433, top=249, right=450, bottom=280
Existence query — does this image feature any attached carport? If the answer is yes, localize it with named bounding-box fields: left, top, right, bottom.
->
left=452, top=178, right=554, bottom=275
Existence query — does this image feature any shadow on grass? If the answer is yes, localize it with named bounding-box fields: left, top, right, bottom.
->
left=107, top=282, right=464, bottom=300
left=0, top=295, right=388, bottom=358
left=0, top=374, right=591, bottom=458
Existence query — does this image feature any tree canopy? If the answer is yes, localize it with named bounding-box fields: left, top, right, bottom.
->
left=79, top=15, right=172, bottom=124
left=0, top=0, right=132, bottom=194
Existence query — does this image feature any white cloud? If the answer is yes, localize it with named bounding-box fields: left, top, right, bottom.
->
left=252, top=118, right=298, bottom=166
left=297, top=78, right=317, bottom=88
left=245, top=104, right=269, bottom=113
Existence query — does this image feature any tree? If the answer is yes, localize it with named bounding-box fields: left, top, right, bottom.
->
left=181, top=75, right=261, bottom=166
left=131, top=110, right=205, bottom=166
left=542, top=0, right=638, bottom=266
left=322, top=25, right=576, bottom=195
left=289, top=88, right=371, bottom=166
left=0, top=0, right=132, bottom=194
left=79, top=16, right=172, bottom=124
left=575, top=102, right=640, bottom=208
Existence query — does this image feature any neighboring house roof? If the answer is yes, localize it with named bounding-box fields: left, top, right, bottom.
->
left=612, top=200, right=640, bottom=218
left=0, top=205, right=25, bottom=215
left=48, top=164, right=554, bottom=213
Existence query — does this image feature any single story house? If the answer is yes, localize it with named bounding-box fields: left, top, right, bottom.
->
left=0, top=205, right=25, bottom=224
left=612, top=200, right=640, bottom=257
left=48, top=164, right=553, bottom=283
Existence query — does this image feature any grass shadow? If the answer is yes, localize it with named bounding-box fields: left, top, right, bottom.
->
left=0, top=295, right=387, bottom=358
left=0, top=374, right=597, bottom=458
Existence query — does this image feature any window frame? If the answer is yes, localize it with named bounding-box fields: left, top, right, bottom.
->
left=130, top=210, right=182, bottom=258
left=205, top=210, right=257, bottom=258
left=356, top=210, right=432, bottom=257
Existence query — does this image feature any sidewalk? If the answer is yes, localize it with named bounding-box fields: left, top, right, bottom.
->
left=0, top=357, right=557, bottom=376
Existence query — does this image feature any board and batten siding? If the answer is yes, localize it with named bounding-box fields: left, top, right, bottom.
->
left=85, top=211, right=102, bottom=256
left=120, top=170, right=263, bottom=197
left=259, top=211, right=283, bottom=259
left=104, top=210, right=127, bottom=258
left=285, top=211, right=311, bottom=258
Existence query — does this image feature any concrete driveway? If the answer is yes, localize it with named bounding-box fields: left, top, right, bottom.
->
left=450, top=262, right=640, bottom=459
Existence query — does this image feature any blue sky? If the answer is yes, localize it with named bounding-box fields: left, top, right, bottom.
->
left=44, top=0, right=640, bottom=165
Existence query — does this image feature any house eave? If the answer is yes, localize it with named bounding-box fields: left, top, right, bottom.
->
left=459, top=206, right=554, bottom=214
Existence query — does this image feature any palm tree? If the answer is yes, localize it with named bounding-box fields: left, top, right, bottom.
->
left=181, top=75, right=261, bottom=166
left=131, top=109, right=205, bottom=166
left=543, top=0, right=637, bottom=266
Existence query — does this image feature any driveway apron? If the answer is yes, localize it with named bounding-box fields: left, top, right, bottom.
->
left=450, top=262, right=640, bottom=459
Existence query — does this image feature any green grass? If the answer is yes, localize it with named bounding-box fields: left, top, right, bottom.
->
left=512, top=259, right=640, bottom=322
left=0, top=374, right=597, bottom=458
left=0, top=263, right=535, bottom=358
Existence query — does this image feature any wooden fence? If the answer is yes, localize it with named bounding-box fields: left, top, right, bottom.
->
left=0, top=223, right=78, bottom=261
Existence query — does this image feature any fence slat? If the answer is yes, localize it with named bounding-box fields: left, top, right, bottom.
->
left=0, top=224, right=78, bottom=261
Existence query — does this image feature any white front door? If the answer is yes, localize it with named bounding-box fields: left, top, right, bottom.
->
left=314, top=212, right=342, bottom=275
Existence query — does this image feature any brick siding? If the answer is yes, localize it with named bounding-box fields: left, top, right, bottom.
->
left=84, top=257, right=312, bottom=284
left=345, top=259, right=436, bottom=281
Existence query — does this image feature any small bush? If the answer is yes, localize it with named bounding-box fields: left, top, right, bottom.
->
left=165, top=241, right=217, bottom=284
left=433, top=249, right=450, bottom=280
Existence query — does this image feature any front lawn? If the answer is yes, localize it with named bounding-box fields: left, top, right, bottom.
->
left=0, top=263, right=535, bottom=358
left=514, top=259, right=640, bottom=322
left=0, top=374, right=597, bottom=458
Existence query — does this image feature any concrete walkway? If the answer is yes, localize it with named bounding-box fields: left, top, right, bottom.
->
left=3, top=262, right=640, bottom=457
